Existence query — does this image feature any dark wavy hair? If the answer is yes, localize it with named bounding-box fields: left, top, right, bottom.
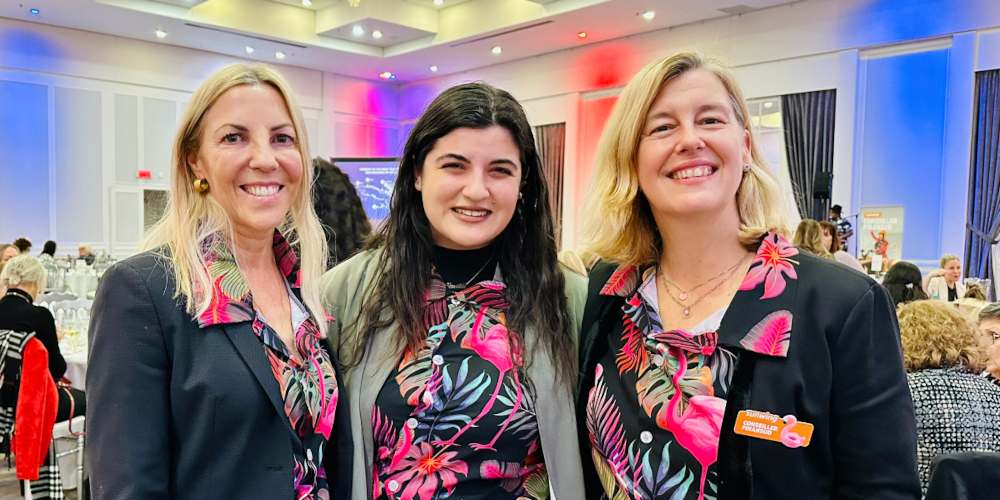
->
left=883, top=261, right=929, bottom=307
left=349, top=82, right=575, bottom=384
left=312, top=157, right=371, bottom=266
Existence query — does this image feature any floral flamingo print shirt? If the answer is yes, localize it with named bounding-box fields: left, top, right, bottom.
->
left=586, top=233, right=798, bottom=500
left=371, top=270, right=547, bottom=500
left=197, top=232, right=339, bottom=500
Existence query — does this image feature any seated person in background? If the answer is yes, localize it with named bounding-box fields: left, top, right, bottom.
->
left=38, top=240, right=57, bottom=263
left=883, top=261, right=930, bottom=308
left=898, top=300, right=1000, bottom=494
left=819, top=220, right=865, bottom=273
left=979, top=303, right=1000, bottom=384
left=77, top=243, right=95, bottom=266
left=0, top=255, right=86, bottom=420
left=923, top=254, right=965, bottom=302
left=0, top=244, right=18, bottom=265
left=12, top=237, right=32, bottom=254
left=955, top=283, right=990, bottom=322
left=792, top=219, right=834, bottom=259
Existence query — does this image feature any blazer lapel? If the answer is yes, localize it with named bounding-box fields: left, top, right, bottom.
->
left=221, top=322, right=299, bottom=443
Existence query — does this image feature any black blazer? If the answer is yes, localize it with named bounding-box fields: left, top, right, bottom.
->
left=87, top=252, right=353, bottom=500
left=576, top=250, right=921, bottom=500
left=0, top=288, right=66, bottom=380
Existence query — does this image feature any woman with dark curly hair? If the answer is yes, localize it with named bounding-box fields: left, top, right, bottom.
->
left=312, top=157, right=371, bottom=265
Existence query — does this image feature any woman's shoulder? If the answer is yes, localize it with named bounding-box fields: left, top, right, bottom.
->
left=99, top=250, right=176, bottom=300
left=796, top=250, right=876, bottom=297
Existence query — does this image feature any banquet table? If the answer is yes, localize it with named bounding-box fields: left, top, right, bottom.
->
left=62, top=348, right=88, bottom=389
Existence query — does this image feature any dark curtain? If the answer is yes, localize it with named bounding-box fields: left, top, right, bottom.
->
left=965, top=70, right=1000, bottom=287
left=534, top=123, right=566, bottom=247
left=781, top=90, right=837, bottom=219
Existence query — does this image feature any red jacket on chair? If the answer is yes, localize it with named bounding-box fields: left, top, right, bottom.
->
left=11, top=337, right=58, bottom=480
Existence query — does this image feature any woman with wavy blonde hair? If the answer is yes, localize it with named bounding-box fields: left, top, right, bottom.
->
left=792, top=219, right=834, bottom=259
left=576, top=51, right=919, bottom=499
left=88, top=63, right=350, bottom=500
left=897, top=300, right=1000, bottom=493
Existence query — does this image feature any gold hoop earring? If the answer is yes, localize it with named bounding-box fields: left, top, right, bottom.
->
left=193, top=178, right=210, bottom=193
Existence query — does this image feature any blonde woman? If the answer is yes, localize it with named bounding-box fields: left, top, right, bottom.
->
left=898, top=300, right=1000, bottom=494
left=88, top=64, right=350, bottom=500
left=923, top=254, right=966, bottom=302
left=576, top=52, right=919, bottom=499
left=792, top=219, right=834, bottom=260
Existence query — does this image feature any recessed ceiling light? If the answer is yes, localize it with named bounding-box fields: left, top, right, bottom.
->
left=642, top=10, right=655, bottom=20
left=763, top=101, right=773, bottom=108
left=379, top=72, right=393, bottom=79
left=245, top=46, right=254, bottom=54
left=577, top=31, right=587, bottom=38
left=155, top=29, right=167, bottom=38
left=434, top=0, right=443, bottom=5
left=430, top=65, right=438, bottom=72
left=372, top=30, right=383, bottom=39
left=352, top=25, right=364, bottom=36
left=29, top=8, right=39, bottom=15
left=492, top=46, right=502, bottom=54
left=275, top=51, right=286, bottom=60
left=302, top=0, right=312, bottom=5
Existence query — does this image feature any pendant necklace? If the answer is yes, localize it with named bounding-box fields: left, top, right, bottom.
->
left=659, top=251, right=752, bottom=318
left=659, top=251, right=750, bottom=301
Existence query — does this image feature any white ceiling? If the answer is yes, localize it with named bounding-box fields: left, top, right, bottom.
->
left=1, top=0, right=798, bottom=82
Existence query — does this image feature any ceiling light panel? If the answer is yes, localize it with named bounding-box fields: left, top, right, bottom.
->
left=147, top=0, right=212, bottom=7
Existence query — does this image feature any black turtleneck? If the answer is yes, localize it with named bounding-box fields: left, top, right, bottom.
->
left=433, top=240, right=500, bottom=290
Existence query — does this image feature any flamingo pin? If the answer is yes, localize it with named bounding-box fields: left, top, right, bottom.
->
left=780, top=415, right=807, bottom=448
left=665, top=346, right=726, bottom=500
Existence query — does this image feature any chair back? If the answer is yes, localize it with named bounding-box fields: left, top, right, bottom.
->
left=36, top=293, right=77, bottom=305
left=925, top=451, right=1000, bottom=499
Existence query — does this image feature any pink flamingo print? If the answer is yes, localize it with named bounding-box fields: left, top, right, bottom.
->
left=779, top=415, right=806, bottom=448
left=665, top=346, right=726, bottom=500
left=437, top=316, right=523, bottom=451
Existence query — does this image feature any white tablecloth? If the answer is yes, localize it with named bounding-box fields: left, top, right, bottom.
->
left=63, top=349, right=88, bottom=389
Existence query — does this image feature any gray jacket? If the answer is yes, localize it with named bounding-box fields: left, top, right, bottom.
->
left=320, top=249, right=587, bottom=500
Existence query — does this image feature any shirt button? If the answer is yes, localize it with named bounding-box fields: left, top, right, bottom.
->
left=640, top=431, right=653, bottom=444
left=432, top=354, right=444, bottom=366
left=387, top=480, right=400, bottom=492
left=653, top=355, right=664, bottom=367
left=306, top=449, right=313, bottom=462
left=407, top=418, right=418, bottom=429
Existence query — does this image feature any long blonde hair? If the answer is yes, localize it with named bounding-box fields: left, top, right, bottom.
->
left=142, top=63, right=328, bottom=335
left=581, top=52, right=790, bottom=266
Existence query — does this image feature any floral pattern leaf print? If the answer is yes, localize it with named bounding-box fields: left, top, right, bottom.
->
left=739, top=232, right=799, bottom=300
left=373, top=275, right=544, bottom=500
left=196, top=231, right=338, bottom=500
left=739, top=310, right=793, bottom=357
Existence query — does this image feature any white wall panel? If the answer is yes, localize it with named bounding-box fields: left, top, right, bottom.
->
left=114, top=94, right=138, bottom=184
left=143, top=97, right=176, bottom=184
left=54, top=86, right=103, bottom=244
left=0, top=80, right=49, bottom=244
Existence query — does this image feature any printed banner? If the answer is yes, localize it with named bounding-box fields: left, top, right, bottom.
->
left=858, top=206, right=904, bottom=273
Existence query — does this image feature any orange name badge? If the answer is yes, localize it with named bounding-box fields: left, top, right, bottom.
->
left=734, top=410, right=814, bottom=448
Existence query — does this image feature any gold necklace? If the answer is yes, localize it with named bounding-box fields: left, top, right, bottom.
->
left=659, top=252, right=751, bottom=318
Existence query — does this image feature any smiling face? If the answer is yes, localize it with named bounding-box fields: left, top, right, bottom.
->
left=942, top=258, right=962, bottom=284
left=188, top=84, right=302, bottom=241
left=414, top=126, right=522, bottom=250
left=636, top=68, right=751, bottom=223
